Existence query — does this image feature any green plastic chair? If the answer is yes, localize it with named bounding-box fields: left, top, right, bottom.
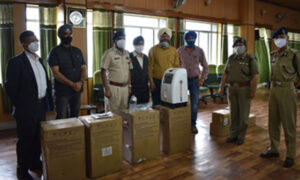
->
left=205, top=64, right=220, bottom=102
left=217, top=64, right=225, bottom=77
left=93, top=70, right=104, bottom=104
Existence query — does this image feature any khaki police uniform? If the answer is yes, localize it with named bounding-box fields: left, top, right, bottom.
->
left=224, top=53, right=258, bottom=140
left=269, top=47, right=300, bottom=159
left=101, top=46, right=132, bottom=113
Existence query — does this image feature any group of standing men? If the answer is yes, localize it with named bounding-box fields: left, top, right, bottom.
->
left=4, top=23, right=300, bottom=179
left=101, top=28, right=209, bottom=135
left=101, top=26, right=300, bottom=168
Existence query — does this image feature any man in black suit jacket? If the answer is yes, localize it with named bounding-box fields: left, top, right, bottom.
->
left=5, top=31, right=53, bottom=180
left=130, top=36, right=150, bottom=104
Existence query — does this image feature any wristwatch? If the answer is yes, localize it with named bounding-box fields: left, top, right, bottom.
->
left=128, top=84, right=132, bottom=88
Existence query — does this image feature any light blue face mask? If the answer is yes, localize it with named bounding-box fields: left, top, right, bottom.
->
left=160, top=41, right=169, bottom=49
left=186, top=39, right=195, bottom=48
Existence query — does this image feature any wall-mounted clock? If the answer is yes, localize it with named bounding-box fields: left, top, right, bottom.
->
left=67, top=7, right=86, bottom=28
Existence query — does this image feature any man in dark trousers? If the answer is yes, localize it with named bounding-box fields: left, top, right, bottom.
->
left=48, top=24, right=87, bottom=119
left=130, top=36, right=150, bottom=104
left=5, top=30, right=53, bottom=180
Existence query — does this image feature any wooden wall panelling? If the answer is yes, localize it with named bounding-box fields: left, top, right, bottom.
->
left=64, top=0, right=85, bottom=5
left=255, top=1, right=300, bottom=32
left=10, top=0, right=57, bottom=5
left=123, top=0, right=146, bottom=9
left=13, top=3, right=26, bottom=55
left=181, top=0, right=199, bottom=16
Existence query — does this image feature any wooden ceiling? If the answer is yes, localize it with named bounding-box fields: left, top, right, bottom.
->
left=260, top=0, right=300, bottom=11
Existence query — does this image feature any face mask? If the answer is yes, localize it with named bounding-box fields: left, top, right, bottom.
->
left=234, top=46, right=246, bottom=55
left=134, top=45, right=144, bottom=54
left=61, top=36, right=72, bottom=45
left=116, top=39, right=126, bottom=50
left=28, top=41, right=39, bottom=52
left=160, top=41, right=169, bottom=49
left=186, top=39, right=195, bottom=48
left=274, top=38, right=287, bottom=48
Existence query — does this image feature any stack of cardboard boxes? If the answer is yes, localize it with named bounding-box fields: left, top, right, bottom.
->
left=41, top=104, right=194, bottom=179
left=118, top=110, right=160, bottom=164
left=41, top=118, right=87, bottom=180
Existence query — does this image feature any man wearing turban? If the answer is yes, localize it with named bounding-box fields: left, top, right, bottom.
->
left=177, top=31, right=208, bottom=134
left=48, top=24, right=87, bottom=119
left=129, top=36, right=150, bottom=104
left=101, top=30, right=133, bottom=112
left=148, top=28, right=180, bottom=107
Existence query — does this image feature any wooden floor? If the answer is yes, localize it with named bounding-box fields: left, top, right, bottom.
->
left=1, top=92, right=300, bottom=180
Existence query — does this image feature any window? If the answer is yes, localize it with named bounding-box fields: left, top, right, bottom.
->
left=57, top=6, right=64, bottom=45
left=26, top=5, right=40, bottom=56
left=289, top=32, right=300, bottom=41
left=184, top=20, right=221, bottom=65
left=227, top=24, right=240, bottom=56
left=124, top=14, right=167, bottom=54
left=87, top=10, right=93, bottom=78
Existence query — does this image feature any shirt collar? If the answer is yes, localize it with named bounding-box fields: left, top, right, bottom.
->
left=275, top=46, right=290, bottom=57
left=184, top=46, right=196, bottom=51
left=234, top=52, right=247, bottom=60
left=59, top=43, right=72, bottom=49
left=25, top=50, right=39, bottom=60
left=133, top=51, right=143, bottom=58
left=114, top=46, right=126, bottom=55
left=282, top=47, right=289, bottom=57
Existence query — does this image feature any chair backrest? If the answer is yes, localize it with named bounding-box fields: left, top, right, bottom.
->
left=208, top=64, right=217, bottom=74
left=217, top=64, right=226, bottom=75
left=205, top=64, right=218, bottom=84
left=93, top=70, right=102, bottom=85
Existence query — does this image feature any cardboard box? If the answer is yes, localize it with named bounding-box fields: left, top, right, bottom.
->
left=41, top=118, right=87, bottom=180
left=210, top=109, right=230, bottom=137
left=79, top=114, right=123, bottom=178
left=118, top=110, right=160, bottom=164
left=155, top=105, right=191, bottom=154
left=210, top=109, right=256, bottom=137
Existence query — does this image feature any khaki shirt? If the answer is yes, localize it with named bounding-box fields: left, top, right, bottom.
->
left=271, top=47, right=300, bottom=82
left=224, top=53, right=258, bottom=82
left=101, top=46, right=132, bottom=84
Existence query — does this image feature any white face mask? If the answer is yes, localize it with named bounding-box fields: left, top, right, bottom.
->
left=160, top=41, right=169, bottom=49
left=28, top=41, right=39, bottom=53
left=234, top=45, right=246, bottom=55
left=274, top=38, right=287, bottom=48
left=116, top=39, right=126, bottom=50
left=134, top=45, right=144, bottom=54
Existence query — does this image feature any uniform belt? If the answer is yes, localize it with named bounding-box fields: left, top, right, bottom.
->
left=272, top=81, right=293, bottom=87
left=109, top=81, right=128, bottom=87
left=188, top=76, right=198, bottom=81
left=229, top=82, right=250, bottom=87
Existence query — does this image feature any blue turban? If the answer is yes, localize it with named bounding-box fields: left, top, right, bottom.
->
left=233, top=37, right=247, bottom=47
left=184, top=31, right=197, bottom=41
left=133, top=36, right=144, bottom=45
left=112, top=30, right=125, bottom=41
left=272, top=27, right=288, bottom=39
left=58, top=24, right=73, bottom=38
